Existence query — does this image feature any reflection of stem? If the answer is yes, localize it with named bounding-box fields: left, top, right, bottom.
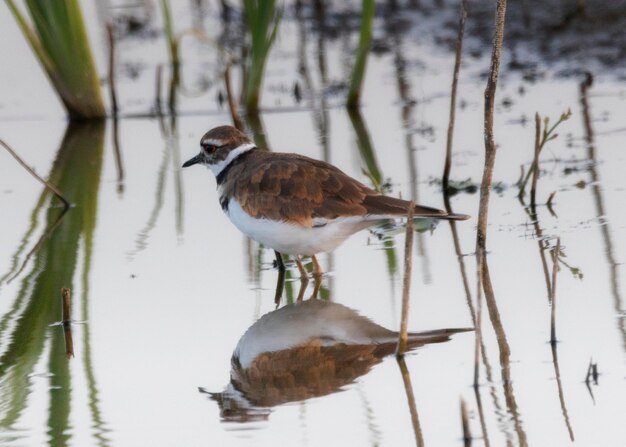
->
left=474, top=385, right=492, bottom=447
left=347, top=107, right=398, bottom=293
left=357, top=384, right=381, bottom=447
left=550, top=238, right=560, bottom=344
left=527, top=207, right=552, bottom=301
left=0, top=139, right=71, bottom=209
left=482, top=261, right=528, bottom=447
left=442, top=0, right=468, bottom=191
left=224, top=64, right=244, bottom=131
left=397, top=357, right=424, bottom=447
left=170, top=120, right=184, bottom=237
left=3, top=207, right=68, bottom=285
left=388, top=13, right=432, bottom=285
left=444, top=195, right=492, bottom=447
left=0, top=191, right=48, bottom=288
left=81, top=214, right=112, bottom=447
left=128, top=141, right=170, bottom=259
left=112, top=116, right=125, bottom=195
left=551, top=343, right=575, bottom=441
left=580, top=73, right=626, bottom=354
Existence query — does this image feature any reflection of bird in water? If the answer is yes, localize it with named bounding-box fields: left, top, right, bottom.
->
left=202, top=299, right=471, bottom=423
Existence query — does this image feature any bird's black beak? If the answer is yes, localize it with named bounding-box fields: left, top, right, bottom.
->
left=182, top=153, right=203, bottom=168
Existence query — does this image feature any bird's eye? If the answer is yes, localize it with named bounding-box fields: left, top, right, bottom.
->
left=202, top=143, right=217, bottom=153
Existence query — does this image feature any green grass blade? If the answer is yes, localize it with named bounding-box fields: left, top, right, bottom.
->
left=347, top=0, right=375, bottom=109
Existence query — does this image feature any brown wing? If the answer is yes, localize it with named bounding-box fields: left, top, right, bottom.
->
left=226, top=152, right=468, bottom=226
left=227, top=152, right=375, bottom=226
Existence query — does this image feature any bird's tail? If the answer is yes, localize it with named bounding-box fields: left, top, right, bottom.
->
left=362, top=194, right=470, bottom=221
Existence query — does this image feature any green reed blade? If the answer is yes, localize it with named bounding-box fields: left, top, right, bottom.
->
left=347, top=0, right=375, bottom=109
left=243, top=0, right=281, bottom=112
left=5, top=0, right=105, bottom=119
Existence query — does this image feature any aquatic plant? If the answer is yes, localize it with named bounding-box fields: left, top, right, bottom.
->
left=5, top=0, right=105, bottom=119
left=242, top=0, right=281, bottom=112
left=346, top=0, right=375, bottom=109
left=518, top=109, right=572, bottom=203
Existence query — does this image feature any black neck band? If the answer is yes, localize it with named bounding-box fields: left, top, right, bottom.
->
left=216, top=147, right=255, bottom=185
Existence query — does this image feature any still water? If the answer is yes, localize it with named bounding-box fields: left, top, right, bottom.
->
left=1, top=1, right=625, bottom=446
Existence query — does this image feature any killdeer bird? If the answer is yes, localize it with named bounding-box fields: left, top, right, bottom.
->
left=183, top=125, right=469, bottom=277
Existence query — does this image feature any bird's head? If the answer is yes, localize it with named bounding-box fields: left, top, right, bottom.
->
left=182, top=125, right=256, bottom=176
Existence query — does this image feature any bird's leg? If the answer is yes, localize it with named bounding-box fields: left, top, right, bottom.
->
left=295, top=256, right=310, bottom=301
left=274, top=250, right=285, bottom=272
left=309, top=255, right=323, bottom=300
left=295, top=256, right=309, bottom=280
left=311, top=255, right=323, bottom=279
left=273, top=267, right=285, bottom=309
left=310, top=275, right=322, bottom=300
left=296, top=278, right=307, bottom=302
left=296, top=256, right=309, bottom=301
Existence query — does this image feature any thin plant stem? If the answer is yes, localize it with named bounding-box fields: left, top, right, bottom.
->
left=0, top=139, right=70, bottom=210
left=518, top=109, right=571, bottom=199
left=106, top=23, right=119, bottom=117
left=442, top=0, right=468, bottom=191
left=155, top=64, right=163, bottom=116
left=224, top=64, right=244, bottom=131
left=474, top=0, right=507, bottom=388
left=396, top=201, right=415, bottom=357
left=530, top=112, right=541, bottom=207
left=61, top=287, right=71, bottom=324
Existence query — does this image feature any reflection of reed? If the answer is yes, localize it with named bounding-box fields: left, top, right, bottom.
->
left=442, top=0, right=468, bottom=191
left=580, top=73, right=626, bottom=353
left=0, top=123, right=108, bottom=445
left=444, top=195, right=493, bottom=447
left=128, top=136, right=170, bottom=259
left=397, top=356, right=424, bottom=447
left=111, top=116, right=125, bottom=195
left=347, top=108, right=398, bottom=289
left=551, top=343, right=575, bottom=441
left=527, top=207, right=553, bottom=301
left=482, top=261, right=528, bottom=447
left=387, top=10, right=432, bottom=285
left=1, top=207, right=68, bottom=286
left=169, top=118, right=184, bottom=237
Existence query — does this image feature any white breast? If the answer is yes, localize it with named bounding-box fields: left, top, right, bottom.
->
left=224, top=199, right=375, bottom=256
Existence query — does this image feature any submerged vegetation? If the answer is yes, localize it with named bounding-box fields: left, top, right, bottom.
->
left=5, top=0, right=104, bottom=119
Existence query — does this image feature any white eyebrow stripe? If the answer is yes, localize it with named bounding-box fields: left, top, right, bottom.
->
left=201, top=138, right=223, bottom=146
